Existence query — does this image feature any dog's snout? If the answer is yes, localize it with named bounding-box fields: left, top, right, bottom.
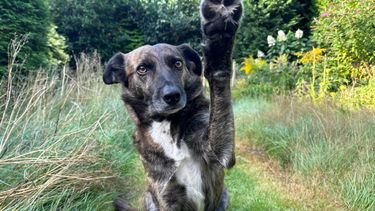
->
left=162, top=87, right=181, bottom=105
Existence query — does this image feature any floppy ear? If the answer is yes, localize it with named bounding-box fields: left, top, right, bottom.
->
left=103, top=52, right=127, bottom=85
left=177, top=44, right=202, bottom=76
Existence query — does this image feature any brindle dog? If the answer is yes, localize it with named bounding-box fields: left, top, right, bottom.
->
left=103, top=0, right=243, bottom=210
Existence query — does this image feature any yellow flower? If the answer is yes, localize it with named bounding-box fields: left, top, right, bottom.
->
left=295, top=48, right=326, bottom=64
left=241, top=57, right=255, bottom=75
left=255, top=58, right=267, bottom=66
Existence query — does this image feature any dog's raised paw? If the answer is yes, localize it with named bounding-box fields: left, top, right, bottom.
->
left=200, top=0, right=243, bottom=37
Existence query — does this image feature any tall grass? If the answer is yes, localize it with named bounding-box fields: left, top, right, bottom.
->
left=0, top=50, right=144, bottom=209
left=237, top=97, right=375, bottom=210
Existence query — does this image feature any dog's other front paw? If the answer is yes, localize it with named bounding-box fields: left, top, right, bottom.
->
left=201, top=0, right=243, bottom=40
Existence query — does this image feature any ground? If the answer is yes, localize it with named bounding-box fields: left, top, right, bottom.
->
left=2, top=73, right=370, bottom=210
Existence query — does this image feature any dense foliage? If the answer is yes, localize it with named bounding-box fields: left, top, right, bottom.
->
left=4, top=0, right=372, bottom=107
left=1, top=0, right=318, bottom=73
left=0, top=0, right=67, bottom=75
left=312, top=0, right=375, bottom=88
left=2, top=1, right=375, bottom=210
left=235, top=0, right=317, bottom=59
left=51, top=0, right=144, bottom=61
left=134, top=0, right=201, bottom=49
left=237, top=0, right=375, bottom=109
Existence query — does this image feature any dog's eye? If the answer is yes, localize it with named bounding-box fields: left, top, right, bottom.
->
left=137, top=65, right=148, bottom=75
left=175, top=60, right=183, bottom=69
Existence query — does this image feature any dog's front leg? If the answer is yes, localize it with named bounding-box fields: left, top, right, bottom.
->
left=200, top=0, right=242, bottom=168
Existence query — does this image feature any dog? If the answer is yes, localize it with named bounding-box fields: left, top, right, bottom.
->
left=103, top=0, right=243, bottom=210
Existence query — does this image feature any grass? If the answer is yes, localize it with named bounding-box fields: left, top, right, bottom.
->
left=225, top=159, right=292, bottom=210
left=1, top=52, right=374, bottom=210
left=237, top=96, right=375, bottom=210
left=0, top=53, right=144, bottom=210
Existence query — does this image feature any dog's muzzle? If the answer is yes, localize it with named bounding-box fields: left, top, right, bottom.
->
left=152, top=85, right=187, bottom=115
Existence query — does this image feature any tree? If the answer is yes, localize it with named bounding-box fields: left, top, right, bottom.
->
left=51, top=0, right=144, bottom=61
left=134, top=0, right=201, bottom=49
left=0, top=0, right=67, bottom=75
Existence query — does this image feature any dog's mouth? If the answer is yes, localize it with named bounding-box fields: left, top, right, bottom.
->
left=151, top=102, right=186, bottom=115
left=164, top=103, right=186, bottom=114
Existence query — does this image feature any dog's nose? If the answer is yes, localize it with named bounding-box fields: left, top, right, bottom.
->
left=162, top=87, right=181, bottom=105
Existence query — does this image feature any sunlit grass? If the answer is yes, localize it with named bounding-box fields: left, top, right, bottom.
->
left=0, top=54, right=144, bottom=210
left=225, top=158, right=294, bottom=210
left=238, top=96, right=375, bottom=210
left=1, top=51, right=373, bottom=210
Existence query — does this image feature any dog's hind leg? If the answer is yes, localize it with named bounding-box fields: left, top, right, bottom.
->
left=200, top=0, right=243, bottom=168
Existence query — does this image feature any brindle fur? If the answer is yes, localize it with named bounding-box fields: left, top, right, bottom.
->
left=104, top=0, right=243, bottom=210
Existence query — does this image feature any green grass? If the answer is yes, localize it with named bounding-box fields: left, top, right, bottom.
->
left=0, top=55, right=144, bottom=210
left=238, top=96, right=375, bottom=210
left=225, top=159, right=294, bottom=210
left=0, top=55, right=297, bottom=210
left=2, top=55, right=373, bottom=210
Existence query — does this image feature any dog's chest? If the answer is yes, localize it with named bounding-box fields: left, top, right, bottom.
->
left=150, top=121, right=204, bottom=211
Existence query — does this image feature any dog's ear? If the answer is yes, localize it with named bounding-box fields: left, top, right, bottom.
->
left=103, top=52, right=127, bottom=85
left=177, top=44, right=202, bottom=76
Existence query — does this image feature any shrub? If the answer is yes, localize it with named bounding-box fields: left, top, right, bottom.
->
left=266, top=30, right=312, bottom=62
left=235, top=55, right=299, bottom=98
left=334, top=76, right=375, bottom=110
left=51, top=0, right=144, bottom=61
left=134, top=0, right=201, bottom=49
left=312, top=0, right=375, bottom=87
left=236, top=29, right=312, bottom=97
left=234, top=0, right=317, bottom=59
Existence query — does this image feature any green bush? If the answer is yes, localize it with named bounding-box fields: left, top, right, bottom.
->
left=265, top=30, right=312, bottom=62
left=236, top=28, right=312, bottom=97
left=234, top=59, right=298, bottom=99
left=136, top=0, right=317, bottom=58
left=51, top=0, right=144, bottom=61
left=235, top=0, right=317, bottom=59
left=334, top=77, right=375, bottom=110
left=312, top=0, right=375, bottom=87
left=134, top=0, right=201, bottom=49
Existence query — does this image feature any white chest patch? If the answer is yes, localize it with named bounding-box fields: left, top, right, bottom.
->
left=150, top=121, right=205, bottom=211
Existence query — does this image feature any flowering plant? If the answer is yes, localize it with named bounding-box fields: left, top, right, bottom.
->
left=265, top=29, right=312, bottom=62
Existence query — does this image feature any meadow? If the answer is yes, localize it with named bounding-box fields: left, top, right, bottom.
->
left=1, top=54, right=374, bottom=210
left=1, top=0, right=374, bottom=210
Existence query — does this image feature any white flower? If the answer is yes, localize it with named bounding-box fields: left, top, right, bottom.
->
left=267, top=35, right=276, bottom=47
left=257, top=50, right=265, bottom=58
left=277, top=30, right=287, bottom=42
left=295, top=29, right=303, bottom=39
